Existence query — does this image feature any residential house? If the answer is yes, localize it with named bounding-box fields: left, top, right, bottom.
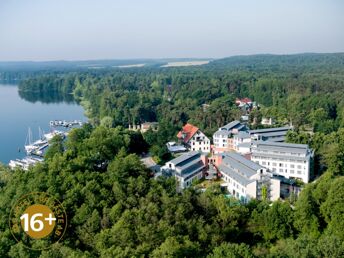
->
left=141, top=122, right=159, bottom=133
left=261, top=117, right=275, bottom=126
left=235, top=97, right=252, bottom=107
left=177, top=123, right=210, bottom=153
left=129, top=122, right=159, bottom=133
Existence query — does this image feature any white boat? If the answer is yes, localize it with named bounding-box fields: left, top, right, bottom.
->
left=9, top=157, right=43, bottom=170
left=9, top=159, right=26, bottom=170
left=44, top=130, right=64, bottom=141
left=24, top=127, right=48, bottom=154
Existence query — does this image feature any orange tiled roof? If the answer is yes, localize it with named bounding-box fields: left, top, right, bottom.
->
left=177, top=123, right=199, bottom=143
left=236, top=97, right=252, bottom=104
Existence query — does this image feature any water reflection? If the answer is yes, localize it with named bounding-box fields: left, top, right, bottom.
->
left=18, top=90, right=76, bottom=104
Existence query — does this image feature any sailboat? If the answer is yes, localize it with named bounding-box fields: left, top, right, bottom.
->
left=24, top=127, right=48, bottom=155
left=24, top=128, right=36, bottom=154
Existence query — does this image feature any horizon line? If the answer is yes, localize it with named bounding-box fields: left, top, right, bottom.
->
left=0, top=51, right=343, bottom=63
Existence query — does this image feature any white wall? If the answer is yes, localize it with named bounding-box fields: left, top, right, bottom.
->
left=270, top=178, right=281, bottom=201
left=252, top=155, right=310, bottom=183
left=189, top=131, right=211, bottom=153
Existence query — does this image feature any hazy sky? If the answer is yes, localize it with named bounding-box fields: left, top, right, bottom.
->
left=0, top=0, right=343, bottom=61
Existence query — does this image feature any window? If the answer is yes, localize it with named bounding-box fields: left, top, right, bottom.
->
left=297, top=170, right=302, bottom=175
left=290, top=170, right=295, bottom=174
left=290, top=164, right=295, bottom=168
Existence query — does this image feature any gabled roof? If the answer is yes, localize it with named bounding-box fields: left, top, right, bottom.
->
left=177, top=123, right=199, bottom=143
left=218, top=152, right=264, bottom=186
left=236, top=98, right=252, bottom=104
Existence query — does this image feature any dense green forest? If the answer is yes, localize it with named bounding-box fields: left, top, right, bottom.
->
left=18, top=53, right=344, bottom=135
left=18, top=53, right=344, bottom=162
left=0, top=53, right=343, bottom=256
left=0, top=125, right=344, bottom=257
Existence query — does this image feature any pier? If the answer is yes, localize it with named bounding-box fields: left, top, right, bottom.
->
left=50, top=120, right=83, bottom=128
left=9, top=119, right=84, bottom=170
left=9, top=157, right=43, bottom=171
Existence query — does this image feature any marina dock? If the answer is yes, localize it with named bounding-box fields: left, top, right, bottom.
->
left=50, top=120, right=83, bottom=128
left=9, top=119, right=84, bottom=170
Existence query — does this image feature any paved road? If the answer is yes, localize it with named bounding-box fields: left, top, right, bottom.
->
left=141, top=155, right=161, bottom=173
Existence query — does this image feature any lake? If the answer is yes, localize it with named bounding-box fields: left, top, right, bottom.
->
left=0, top=83, right=86, bottom=164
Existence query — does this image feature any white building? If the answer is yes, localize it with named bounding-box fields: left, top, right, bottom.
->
left=261, top=117, right=275, bottom=126
left=161, top=151, right=206, bottom=190
left=233, top=131, right=251, bottom=151
left=251, top=141, right=313, bottom=183
left=237, top=143, right=251, bottom=155
left=177, top=123, right=210, bottom=153
left=213, top=121, right=247, bottom=154
left=218, top=152, right=280, bottom=202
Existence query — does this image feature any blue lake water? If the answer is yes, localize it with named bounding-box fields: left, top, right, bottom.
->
left=0, top=83, right=86, bottom=164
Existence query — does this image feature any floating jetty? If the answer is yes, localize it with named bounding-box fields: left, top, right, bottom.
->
left=9, top=119, right=83, bottom=170
left=29, top=143, right=49, bottom=157
left=50, top=120, right=83, bottom=128
left=9, top=157, right=43, bottom=171
left=44, top=130, right=65, bottom=141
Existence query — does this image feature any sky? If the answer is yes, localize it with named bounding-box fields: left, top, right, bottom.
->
left=0, top=0, right=343, bottom=61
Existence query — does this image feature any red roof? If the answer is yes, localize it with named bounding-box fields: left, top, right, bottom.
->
left=177, top=123, right=199, bottom=143
left=236, top=97, right=252, bottom=104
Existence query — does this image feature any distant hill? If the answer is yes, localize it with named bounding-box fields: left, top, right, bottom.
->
left=0, top=58, right=213, bottom=72
left=0, top=53, right=343, bottom=76
left=206, top=53, right=344, bottom=73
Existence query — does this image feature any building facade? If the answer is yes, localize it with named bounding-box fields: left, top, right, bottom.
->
left=161, top=151, right=207, bottom=190
left=213, top=120, right=247, bottom=154
left=251, top=141, right=313, bottom=183
left=217, top=152, right=280, bottom=202
left=177, top=123, right=211, bottom=153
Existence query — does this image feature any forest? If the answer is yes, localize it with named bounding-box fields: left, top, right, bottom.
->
left=18, top=53, right=344, bottom=162
left=0, top=125, right=343, bottom=257
left=0, top=53, right=343, bottom=256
